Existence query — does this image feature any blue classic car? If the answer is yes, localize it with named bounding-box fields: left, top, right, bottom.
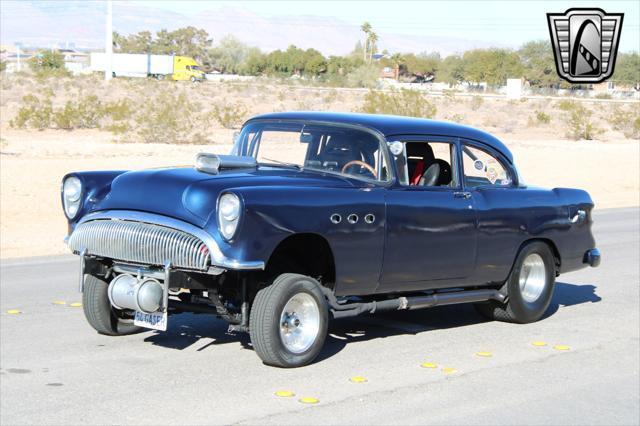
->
left=62, top=112, right=600, bottom=367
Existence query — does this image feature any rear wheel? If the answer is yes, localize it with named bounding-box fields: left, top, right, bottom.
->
left=250, top=273, right=328, bottom=368
left=82, top=274, right=143, bottom=336
left=475, top=241, right=555, bottom=323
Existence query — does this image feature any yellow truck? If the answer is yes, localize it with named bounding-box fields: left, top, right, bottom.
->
left=90, top=53, right=205, bottom=81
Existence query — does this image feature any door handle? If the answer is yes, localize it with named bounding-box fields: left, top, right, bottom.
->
left=453, top=191, right=471, bottom=199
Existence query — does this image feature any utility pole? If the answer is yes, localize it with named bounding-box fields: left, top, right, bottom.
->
left=105, top=0, right=113, bottom=81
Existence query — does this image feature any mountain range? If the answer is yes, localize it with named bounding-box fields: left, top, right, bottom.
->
left=1, top=1, right=504, bottom=55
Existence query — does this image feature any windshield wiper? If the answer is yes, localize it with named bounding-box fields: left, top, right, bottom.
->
left=259, top=157, right=302, bottom=170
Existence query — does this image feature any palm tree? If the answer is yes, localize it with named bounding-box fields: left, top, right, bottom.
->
left=368, top=31, right=378, bottom=62
left=360, top=22, right=372, bottom=62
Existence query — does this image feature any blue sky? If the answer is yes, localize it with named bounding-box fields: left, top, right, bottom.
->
left=129, top=0, right=639, bottom=52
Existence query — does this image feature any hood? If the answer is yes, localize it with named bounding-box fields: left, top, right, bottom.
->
left=93, top=166, right=354, bottom=227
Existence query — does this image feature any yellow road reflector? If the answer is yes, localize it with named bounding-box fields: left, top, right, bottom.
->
left=532, top=341, right=547, bottom=347
left=420, top=362, right=438, bottom=369
left=553, top=345, right=571, bottom=351
left=476, top=351, right=493, bottom=357
left=69, top=302, right=82, bottom=307
left=299, top=397, right=319, bottom=404
left=52, top=301, right=66, bottom=305
left=7, top=309, right=22, bottom=314
left=349, top=376, right=368, bottom=383
left=274, top=390, right=295, bottom=398
left=442, top=367, right=457, bottom=374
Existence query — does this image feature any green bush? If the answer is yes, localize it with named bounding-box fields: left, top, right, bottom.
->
left=564, top=103, right=602, bottom=140
left=446, top=113, right=465, bottom=123
left=557, top=99, right=575, bottom=111
left=134, top=91, right=209, bottom=143
left=610, top=106, right=640, bottom=139
left=50, top=95, right=104, bottom=130
left=595, top=93, right=612, bottom=100
left=469, top=96, right=483, bottom=111
left=10, top=95, right=53, bottom=130
left=212, top=103, right=247, bottom=129
left=360, top=89, right=437, bottom=118
left=345, top=64, right=379, bottom=88
left=535, top=111, right=551, bottom=124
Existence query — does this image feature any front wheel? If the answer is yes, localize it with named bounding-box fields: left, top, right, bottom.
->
left=475, top=241, right=556, bottom=324
left=82, top=274, right=143, bottom=336
left=249, top=273, right=328, bottom=368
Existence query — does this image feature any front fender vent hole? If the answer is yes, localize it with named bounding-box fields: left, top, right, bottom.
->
left=330, top=214, right=342, bottom=224
left=347, top=214, right=359, bottom=224
left=364, top=214, right=375, bottom=224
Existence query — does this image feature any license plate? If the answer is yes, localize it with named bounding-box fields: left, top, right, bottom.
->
left=134, top=310, right=168, bottom=331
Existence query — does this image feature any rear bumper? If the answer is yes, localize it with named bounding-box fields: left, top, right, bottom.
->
left=583, top=248, right=601, bottom=267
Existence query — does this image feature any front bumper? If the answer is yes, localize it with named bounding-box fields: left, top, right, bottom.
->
left=66, top=210, right=265, bottom=272
left=583, top=248, right=601, bottom=267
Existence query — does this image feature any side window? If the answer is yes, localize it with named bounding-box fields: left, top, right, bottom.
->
left=462, top=145, right=511, bottom=188
left=403, top=141, right=458, bottom=187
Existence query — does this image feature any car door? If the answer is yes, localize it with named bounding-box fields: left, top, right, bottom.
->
left=377, top=136, right=478, bottom=293
left=459, top=139, right=527, bottom=284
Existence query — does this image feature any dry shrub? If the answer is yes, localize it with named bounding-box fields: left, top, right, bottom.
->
left=610, top=105, right=640, bottom=139
left=360, top=89, right=437, bottom=118
left=212, top=102, right=248, bottom=129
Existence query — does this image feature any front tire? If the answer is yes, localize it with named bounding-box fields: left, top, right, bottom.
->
left=250, top=273, right=328, bottom=368
left=475, top=241, right=555, bottom=324
left=82, top=274, right=143, bottom=336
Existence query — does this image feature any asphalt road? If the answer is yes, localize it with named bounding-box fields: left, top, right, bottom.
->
left=1, top=208, right=638, bottom=425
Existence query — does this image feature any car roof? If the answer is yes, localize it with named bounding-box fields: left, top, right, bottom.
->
left=247, top=111, right=514, bottom=163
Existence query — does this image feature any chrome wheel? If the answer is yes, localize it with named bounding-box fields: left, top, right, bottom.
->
left=279, top=292, right=320, bottom=354
left=519, top=253, right=546, bottom=303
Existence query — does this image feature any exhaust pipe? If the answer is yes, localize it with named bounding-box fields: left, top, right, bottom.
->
left=108, top=274, right=164, bottom=313
left=325, top=288, right=505, bottom=319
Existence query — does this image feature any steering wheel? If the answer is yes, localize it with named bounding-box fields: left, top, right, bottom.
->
left=341, top=160, right=377, bottom=179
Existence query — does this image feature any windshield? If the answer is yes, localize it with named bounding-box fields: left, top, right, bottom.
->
left=232, top=121, right=391, bottom=182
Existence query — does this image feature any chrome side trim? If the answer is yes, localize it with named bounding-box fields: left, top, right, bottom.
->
left=70, top=210, right=265, bottom=271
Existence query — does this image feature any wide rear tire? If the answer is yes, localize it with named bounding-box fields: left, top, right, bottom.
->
left=82, top=274, right=143, bottom=336
left=250, top=273, right=328, bottom=368
left=475, top=241, right=556, bottom=324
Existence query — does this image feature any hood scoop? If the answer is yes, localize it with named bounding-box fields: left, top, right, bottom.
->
left=195, top=154, right=257, bottom=175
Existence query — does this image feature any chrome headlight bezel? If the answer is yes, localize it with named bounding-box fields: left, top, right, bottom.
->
left=62, top=176, right=83, bottom=220
left=217, top=192, right=242, bottom=241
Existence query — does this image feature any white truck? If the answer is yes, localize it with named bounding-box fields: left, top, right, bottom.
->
left=90, top=53, right=204, bottom=81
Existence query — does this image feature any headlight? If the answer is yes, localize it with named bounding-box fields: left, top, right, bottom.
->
left=218, top=193, right=241, bottom=240
left=62, top=176, right=82, bottom=219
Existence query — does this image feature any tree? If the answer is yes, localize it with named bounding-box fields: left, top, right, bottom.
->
left=303, top=48, right=327, bottom=76
left=613, top=52, right=640, bottom=87
left=462, top=48, right=522, bottom=86
left=368, top=32, right=379, bottom=61
left=207, top=35, right=251, bottom=73
left=239, top=48, right=267, bottom=75
left=438, top=55, right=464, bottom=85
left=113, top=30, right=152, bottom=53
left=518, top=40, right=560, bottom=87
left=29, top=50, right=65, bottom=71
left=113, top=27, right=212, bottom=61
left=360, top=22, right=372, bottom=62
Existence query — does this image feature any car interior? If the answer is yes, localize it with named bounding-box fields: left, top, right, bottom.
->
left=304, top=131, right=386, bottom=180
left=405, top=142, right=453, bottom=187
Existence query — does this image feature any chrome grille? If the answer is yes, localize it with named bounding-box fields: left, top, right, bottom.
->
left=68, top=219, right=211, bottom=270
